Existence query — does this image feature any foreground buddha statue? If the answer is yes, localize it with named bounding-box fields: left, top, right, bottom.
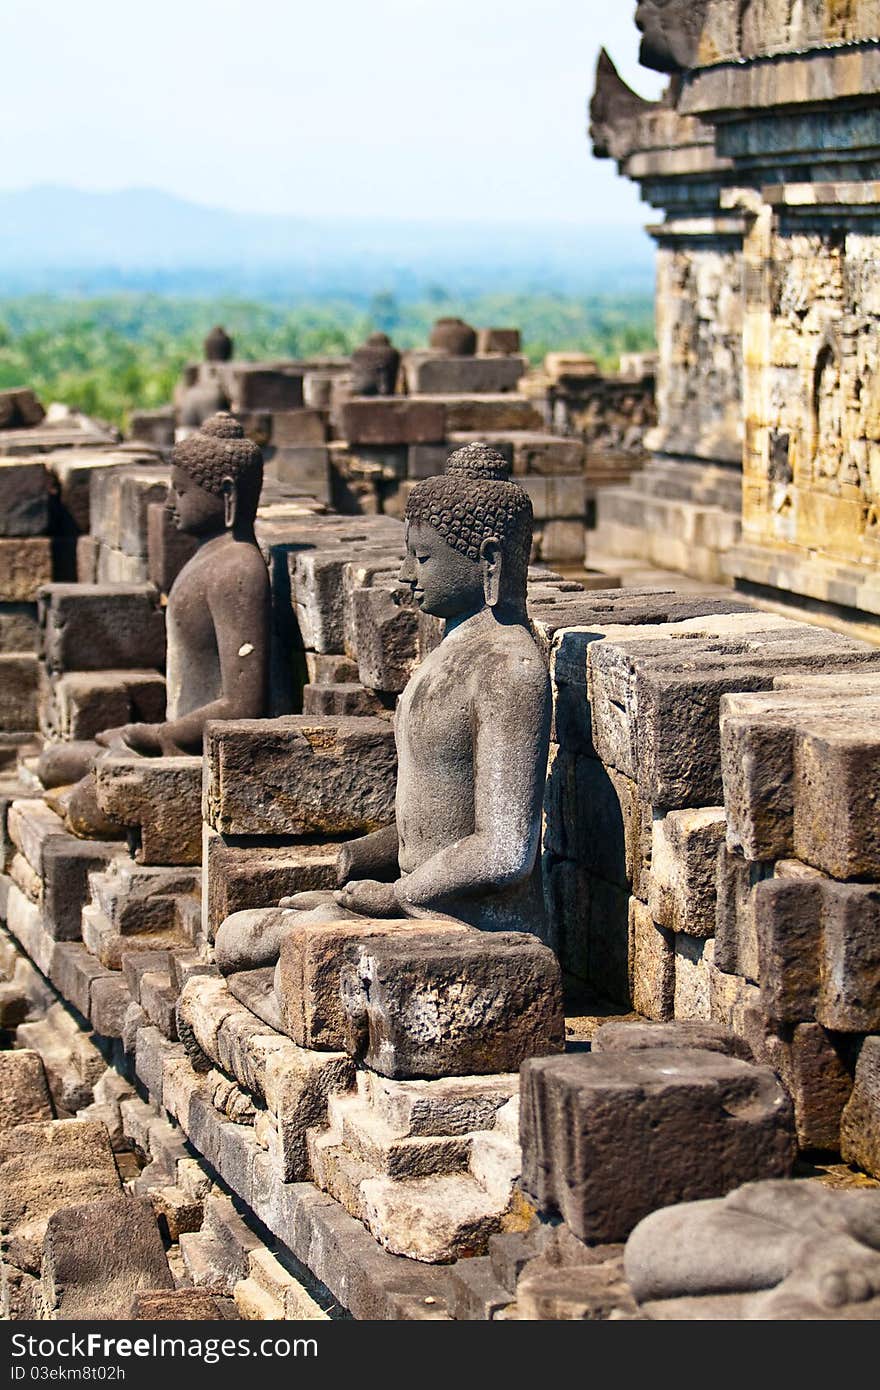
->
left=53, top=414, right=270, bottom=831
left=216, top=442, right=552, bottom=975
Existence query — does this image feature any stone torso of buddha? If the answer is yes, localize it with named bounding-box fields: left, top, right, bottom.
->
left=118, top=411, right=270, bottom=755
left=52, top=413, right=271, bottom=835
left=393, top=608, right=549, bottom=931
left=214, top=442, right=552, bottom=976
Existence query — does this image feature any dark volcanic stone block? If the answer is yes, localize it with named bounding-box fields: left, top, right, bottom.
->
left=204, top=716, right=397, bottom=837
left=38, top=584, right=166, bottom=673
left=341, top=930, right=564, bottom=1078
left=520, top=1048, right=795, bottom=1242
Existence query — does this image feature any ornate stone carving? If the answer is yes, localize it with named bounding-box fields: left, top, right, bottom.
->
left=635, top=0, right=713, bottom=74
left=589, top=49, right=658, bottom=162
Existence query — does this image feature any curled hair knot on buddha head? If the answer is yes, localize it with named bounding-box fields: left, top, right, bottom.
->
left=405, top=443, right=533, bottom=611
left=172, top=412, right=264, bottom=521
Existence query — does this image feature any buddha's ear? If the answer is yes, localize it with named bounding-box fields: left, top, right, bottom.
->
left=222, top=474, right=237, bottom=530
left=480, top=537, right=502, bottom=608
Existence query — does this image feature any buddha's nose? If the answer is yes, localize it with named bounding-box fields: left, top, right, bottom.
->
left=399, top=554, right=416, bottom=586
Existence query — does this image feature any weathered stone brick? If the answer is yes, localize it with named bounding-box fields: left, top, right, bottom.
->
left=204, top=716, right=397, bottom=837
left=520, top=1049, right=795, bottom=1243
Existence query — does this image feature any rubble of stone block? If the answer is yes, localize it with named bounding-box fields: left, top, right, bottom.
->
left=156, top=319, right=653, bottom=572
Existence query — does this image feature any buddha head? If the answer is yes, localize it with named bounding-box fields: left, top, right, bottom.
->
left=635, top=0, right=711, bottom=74
left=204, top=324, right=233, bottom=362
left=170, top=412, right=263, bottom=537
left=401, top=443, right=533, bottom=622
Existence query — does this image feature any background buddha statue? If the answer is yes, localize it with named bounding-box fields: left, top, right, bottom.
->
left=216, top=442, right=552, bottom=974
left=177, top=325, right=233, bottom=430
left=349, top=332, right=400, bottom=396
left=57, top=413, right=271, bottom=834
left=203, top=324, right=233, bottom=363
left=105, top=412, right=270, bottom=755
left=428, top=316, right=478, bottom=356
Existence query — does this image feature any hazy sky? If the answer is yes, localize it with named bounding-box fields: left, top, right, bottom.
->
left=2, top=0, right=664, bottom=225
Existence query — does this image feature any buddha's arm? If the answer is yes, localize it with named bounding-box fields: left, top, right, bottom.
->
left=149, top=562, right=270, bottom=754
left=394, top=664, right=551, bottom=914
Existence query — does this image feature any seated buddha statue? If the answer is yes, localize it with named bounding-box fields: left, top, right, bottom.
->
left=215, top=442, right=552, bottom=975
left=54, top=413, right=271, bottom=834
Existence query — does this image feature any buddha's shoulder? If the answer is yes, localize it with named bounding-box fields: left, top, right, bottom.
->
left=466, top=624, right=548, bottom=680
left=213, top=539, right=270, bottom=587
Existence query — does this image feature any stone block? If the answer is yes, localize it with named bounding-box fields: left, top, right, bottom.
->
left=43, top=837, right=122, bottom=941
left=793, top=719, right=880, bottom=879
left=89, top=974, right=133, bottom=1038
left=341, top=930, right=564, bottom=1078
left=276, top=918, right=470, bottom=1050
left=204, top=716, right=397, bottom=837
left=511, top=433, right=585, bottom=476
left=94, top=754, right=202, bottom=865
left=0, top=461, right=53, bottom=537
left=673, top=936, right=713, bottom=1022
left=270, top=409, right=328, bottom=447
left=590, top=620, right=880, bottom=809
left=342, top=399, right=446, bottom=446
left=41, top=1193, right=173, bottom=1318
left=352, top=584, right=419, bottom=692
left=520, top=1049, right=795, bottom=1243
left=263, top=1046, right=355, bottom=1182
left=403, top=355, right=526, bottom=395
left=269, top=445, right=332, bottom=500
left=147, top=502, right=199, bottom=594
left=0, top=539, right=53, bottom=602
left=205, top=833, right=338, bottom=940
left=0, top=1120, right=121, bottom=1274
left=818, top=882, right=880, bottom=1032
left=439, top=396, right=543, bottom=433
left=592, top=1020, right=754, bottom=1063
left=292, top=545, right=400, bottom=654
left=477, top=329, right=521, bottom=355
left=649, top=809, right=726, bottom=938
left=302, top=682, right=388, bottom=717
left=0, top=603, right=39, bottom=653
left=763, top=1023, right=853, bottom=1153
left=0, top=655, right=38, bottom=731
left=38, top=584, right=165, bottom=673
left=407, top=445, right=450, bottom=479
left=519, top=475, right=588, bottom=521
left=841, top=1037, right=880, bottom=1178
left=47, top=670, right=166, bottom=741
left=361, top=1071, right=517, bottom=1138
left=132, top=1288, right=225, bottom=1319
left=90, top=466, right=170, bottom=557
left=536, top=520, right=587, bottom=564
left=756, top=877, right=880, bottom=1032
left=754, top=876, right=823, bottom=1024
left=629, top=897, right=674, bottom=1022
left=0, top=1050, right=53, bottom=1130
left=228, top=368, right=304, bottom=413
left=714, top=847, right=772, bottom=982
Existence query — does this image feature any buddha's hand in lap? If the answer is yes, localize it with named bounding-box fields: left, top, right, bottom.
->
left=96, top=724, right=163, bottom=756
left=334, top=880, right=400, bottom=917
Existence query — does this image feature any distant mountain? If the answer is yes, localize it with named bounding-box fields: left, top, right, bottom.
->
left=0, top=186, right=654, bottom=299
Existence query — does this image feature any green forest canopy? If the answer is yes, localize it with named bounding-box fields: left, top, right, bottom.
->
left=0, top=292, right=655, bottom=429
